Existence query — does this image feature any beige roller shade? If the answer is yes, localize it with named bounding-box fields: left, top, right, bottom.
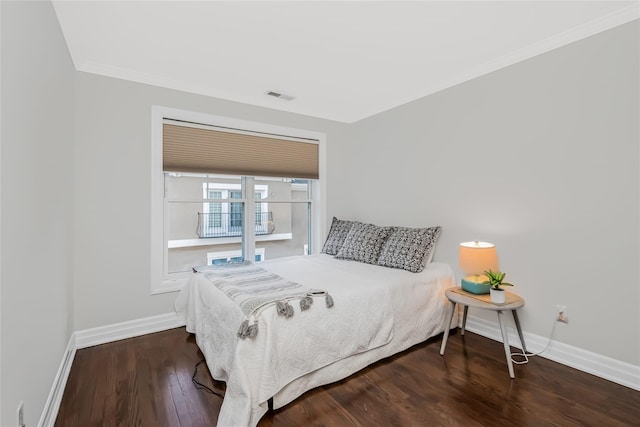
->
left=163, top=122, right=319, bottom=179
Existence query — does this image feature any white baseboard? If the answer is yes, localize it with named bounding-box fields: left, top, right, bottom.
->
left=38, top=333, right=77, bottom=427
left=464, top=315, right=640, bottom=391
left=39, top=312, right=186, bottom=427
left=75, top=311, right=186, bottom=349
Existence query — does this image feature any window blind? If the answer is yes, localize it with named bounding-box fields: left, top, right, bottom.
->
left=163, top=121, right=319, bottom=179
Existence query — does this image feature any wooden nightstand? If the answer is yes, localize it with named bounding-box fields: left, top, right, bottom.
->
left=439, top=287, right=527, bottom=379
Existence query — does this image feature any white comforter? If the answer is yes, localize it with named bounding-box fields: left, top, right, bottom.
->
left=175, top=254, right=455, bottom=427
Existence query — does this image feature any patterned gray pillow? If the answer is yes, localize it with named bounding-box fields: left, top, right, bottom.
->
left=336, top=222, right=394, bottom=264
left=377, top=226, right=442, bottom=273
left=321, top=217, right=357, bottom=255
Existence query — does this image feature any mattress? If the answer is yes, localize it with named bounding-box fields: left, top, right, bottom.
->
left=175, top=254, right=455, bottom=427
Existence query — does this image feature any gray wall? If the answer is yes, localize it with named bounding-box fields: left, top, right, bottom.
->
left=1, top=2, right=75, bottom=426
left=73, top=72, right=349, bottom=330
left=332, top=21, right=639, bottom=364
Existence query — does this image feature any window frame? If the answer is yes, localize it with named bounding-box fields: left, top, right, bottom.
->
left=151, top=106, right=326, bottom=295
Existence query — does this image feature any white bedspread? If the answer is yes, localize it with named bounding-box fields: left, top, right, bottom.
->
left=175, top=254, right=455, bottom=427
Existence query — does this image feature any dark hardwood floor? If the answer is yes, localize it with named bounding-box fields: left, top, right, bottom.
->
left=55, top=327, right=640, bottom=426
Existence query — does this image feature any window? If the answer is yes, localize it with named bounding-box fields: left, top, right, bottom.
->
left=255, top=192, right=263, bottom=226
left=166, top=174, right=312, bottom=280
left=208, top=248, right=266, bottom=265
left=151, top=107, right=326, bottom=294
left=229, top=190, right=242, bottom=229
left=208, top=190, right=222, bottom=228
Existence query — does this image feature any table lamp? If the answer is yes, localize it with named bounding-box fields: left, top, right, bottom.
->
left=459, top=241, right=498, bottom=294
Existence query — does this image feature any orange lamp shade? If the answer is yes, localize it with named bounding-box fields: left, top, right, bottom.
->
left=459, top=241, right=499, bottom=276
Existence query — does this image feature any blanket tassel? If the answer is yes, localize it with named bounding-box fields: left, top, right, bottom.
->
left=300, top=296, right=313, bottom=311
left=325, top=293, right=334, bottom=308
left=276, top=301, right=287, bottom=316
left=237, top=319, right=259, bottom=339
left=247, top=323, right=258, bottom=339
left=285, top=302, right=294, bottom=317
left=237, top=319, right=249, bottom=338
left=276, top=301, right=294, bottom=318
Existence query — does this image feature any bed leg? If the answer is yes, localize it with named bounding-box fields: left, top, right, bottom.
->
left=268, top=397, right=274, bottom=411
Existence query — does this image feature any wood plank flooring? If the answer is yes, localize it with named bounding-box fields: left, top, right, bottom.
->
left=55, top=327, right=640, bottom=426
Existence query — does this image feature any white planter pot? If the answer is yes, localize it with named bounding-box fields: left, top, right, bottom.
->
left=490, top=288, right=506, bottom=304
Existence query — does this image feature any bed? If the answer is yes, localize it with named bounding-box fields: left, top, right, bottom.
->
left=175, top=250, right=455, bottom=426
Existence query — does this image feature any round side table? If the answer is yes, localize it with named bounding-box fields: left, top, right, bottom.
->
left=439, top=287, right=527, bottom=379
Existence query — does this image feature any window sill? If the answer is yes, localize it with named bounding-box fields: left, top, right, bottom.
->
left=168, top=233, right=293, bottom=249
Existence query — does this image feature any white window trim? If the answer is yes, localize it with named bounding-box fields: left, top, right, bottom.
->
left=151, top=106, right=326, bottom=295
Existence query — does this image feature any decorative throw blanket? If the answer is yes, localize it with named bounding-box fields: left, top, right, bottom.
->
left=195, top=262, right=334, bottom=339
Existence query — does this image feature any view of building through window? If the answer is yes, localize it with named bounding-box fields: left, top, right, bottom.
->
left=200, top=185, right=268, bottom=238
left=165, top=173, right=312, bottom=275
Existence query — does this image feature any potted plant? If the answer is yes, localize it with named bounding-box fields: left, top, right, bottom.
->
left=482, top=270, right=513, bottom=303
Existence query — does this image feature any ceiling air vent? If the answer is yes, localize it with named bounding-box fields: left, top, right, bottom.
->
left=266, top=91, right=295, bottom=101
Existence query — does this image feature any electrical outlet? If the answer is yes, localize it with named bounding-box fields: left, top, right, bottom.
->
left=556, top=305, right=569, bottom=323
left=17, top=401, right=24, bottom=427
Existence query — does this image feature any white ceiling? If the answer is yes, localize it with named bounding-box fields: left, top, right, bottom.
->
left=52, top=1, right=638, bottom=123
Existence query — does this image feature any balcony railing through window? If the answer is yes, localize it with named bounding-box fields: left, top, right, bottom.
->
left=196, top=211, right=274, bottom=238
